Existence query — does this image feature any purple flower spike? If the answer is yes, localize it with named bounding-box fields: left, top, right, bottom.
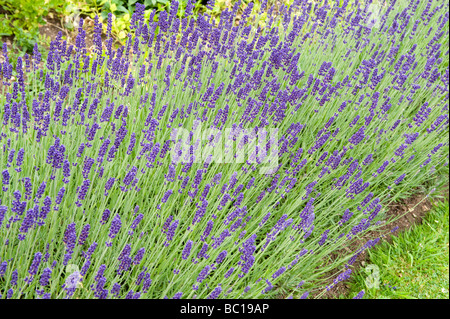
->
left=108, top=214, right=122, bottom=239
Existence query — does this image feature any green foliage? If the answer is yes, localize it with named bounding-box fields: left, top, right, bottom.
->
left=0, top=0, right=66, bottom=52
left=73, top=0, right=173, bottom=41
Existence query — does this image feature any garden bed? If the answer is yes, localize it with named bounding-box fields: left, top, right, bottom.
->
left=0, top=0, right=448, bottom=299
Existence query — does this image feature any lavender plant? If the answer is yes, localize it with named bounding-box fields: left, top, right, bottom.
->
left=0, top=0, right=448, bottom=299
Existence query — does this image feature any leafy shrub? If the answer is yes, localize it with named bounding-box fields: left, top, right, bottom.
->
left=74, top=0, right=194, bottom=40
left=74, top=0, right=264, bottom=41
left=0, top=0, right=448, bottom=299
left=0, top=0, right=67, bottom=52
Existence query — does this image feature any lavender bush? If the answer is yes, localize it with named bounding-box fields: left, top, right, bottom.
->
left=0, top=0, right=448, bottom=299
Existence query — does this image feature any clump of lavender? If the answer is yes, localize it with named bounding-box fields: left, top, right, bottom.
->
left=0, top=0, right=448, bottom=299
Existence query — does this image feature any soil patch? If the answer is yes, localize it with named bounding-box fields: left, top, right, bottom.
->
left=316, top=183, right=449, bottom=299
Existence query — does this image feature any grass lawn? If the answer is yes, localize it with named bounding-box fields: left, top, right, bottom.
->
left=346, top=200, right=449, bottom=299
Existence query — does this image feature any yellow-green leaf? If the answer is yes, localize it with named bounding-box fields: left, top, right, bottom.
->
left=118, top=30, right=127, bottom=39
